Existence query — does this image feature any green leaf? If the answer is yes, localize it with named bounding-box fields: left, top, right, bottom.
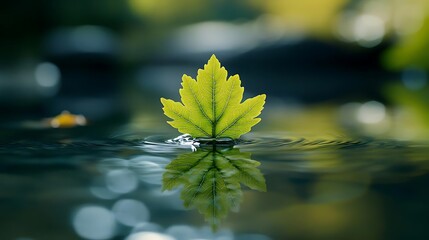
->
left=162, top=150, right=212, bottom=191
left=162, top=147, right=266, bottom=231
left=161, top=54, right=266, bottom=139
left=216, top=150, right=266, bottom=192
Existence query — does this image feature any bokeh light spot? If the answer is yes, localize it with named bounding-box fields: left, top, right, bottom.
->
left=112, top=199, right=150, bottom=227
left=34, top=62, right=60, bottom=88
left=126, top=232, right=175, bottom=240
left=72, top=205, right=116, bottom=240
left=106, top=169, right=138, bottom=194
left=357, top=101, right=386, bottom=124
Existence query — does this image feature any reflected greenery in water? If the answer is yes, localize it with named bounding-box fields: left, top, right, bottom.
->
left=162, top=146, right=266, bottom=230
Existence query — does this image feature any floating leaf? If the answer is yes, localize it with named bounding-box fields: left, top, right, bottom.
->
left=161, top=54, right=266, bottom=139
left=162, top=147, right=266, bottom=230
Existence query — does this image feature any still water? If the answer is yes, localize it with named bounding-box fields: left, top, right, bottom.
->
left=1, top=128, right=429, bottom=240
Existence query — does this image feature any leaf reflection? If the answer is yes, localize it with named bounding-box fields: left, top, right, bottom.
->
left=162, top=147, right=266, bottom=230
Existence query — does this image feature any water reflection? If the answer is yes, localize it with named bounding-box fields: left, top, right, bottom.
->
left=106, top=169, right=138, bottom=194
left=126, top=232, right=174, bottom=240
left=112, top=199, right=150, bottom=227
left=72, top=205, right=116, bottom=240
left=162, top=146, right=266, bottom=230
left=3, top=135, right=428, bottom=239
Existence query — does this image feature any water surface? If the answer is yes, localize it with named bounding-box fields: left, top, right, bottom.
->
left=1, top=129, right=429, bottom=240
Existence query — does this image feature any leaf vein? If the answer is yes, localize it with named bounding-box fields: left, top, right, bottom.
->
left=164, top=152, right=212, bottom=188
left=211, top=66, right=216, bottom=137
left=216, top=100, right=261, bottom=136
left=170, top=108, right=210, bottom=136
left=216, top=78, right=235, bottom=122
left=189, top=83, right=213, bottom=124
left=190, top=167, right=211, bottom=204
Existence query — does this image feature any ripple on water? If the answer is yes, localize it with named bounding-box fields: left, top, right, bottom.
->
left=236, top=134, right=408, bottom=152
left=140, top=135, right=196, bottom=153
left=141, top=133, right=409, bottom=153
left=229, top=133, right=429, bottom=181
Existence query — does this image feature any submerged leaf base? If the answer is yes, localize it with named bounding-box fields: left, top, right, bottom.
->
left=195, top=137, right=236, bottom=147
left=165, top=134, right=236, bottom=151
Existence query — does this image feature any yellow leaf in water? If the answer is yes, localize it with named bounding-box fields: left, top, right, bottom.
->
left=161, top=54, right=266, bottom=139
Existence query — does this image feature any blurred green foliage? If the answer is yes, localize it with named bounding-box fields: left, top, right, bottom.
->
left=249, top=0, right=347, bottom=36
left=384, top=19, right=429, bottom=70
left=385, top=83, right=429, bottom=138
left=382, top=0, right=429, bottom=70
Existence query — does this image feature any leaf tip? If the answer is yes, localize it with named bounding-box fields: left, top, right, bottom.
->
left=182, top=74, right=191, bottom=80
left=258, top=94, right=267, bottom=107
left=160, top=97, right=169, bottom=105
left=208, top=54, right=220, bottom=66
